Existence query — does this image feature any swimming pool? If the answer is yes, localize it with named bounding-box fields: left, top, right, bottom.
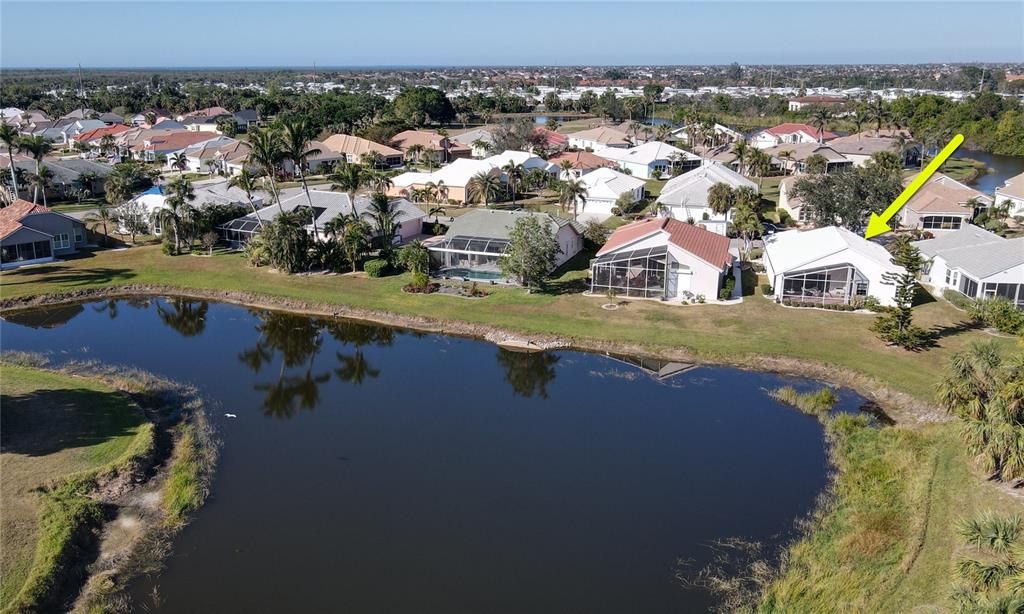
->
left=436, top=268, right=506, bottom=281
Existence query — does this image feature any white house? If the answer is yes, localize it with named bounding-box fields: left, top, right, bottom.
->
left=655, top=162, right=758, bottom=235
left=483, top=150, right=557, bottom=174
left=590, top=217, right=734, bottom=301
left=915, top=225, right=1024, bottom=308
left=778, top=176, right=812, bottom=224
left=388, top=151, right=553, bottom=204
left=900, top=173, right=992, bottom=232
left=566, top=126, right=633, bottom=151
left=595, top=141, right=701, bottom=180
left=994, top=171, right=1024, bottom=218
left=762, top=226, right=904, bottom=307
left=750, top=123, right=838, bottom=149
left=575, top=167, right=646, bottom=222
left=125, top=179, right=267, bottom=235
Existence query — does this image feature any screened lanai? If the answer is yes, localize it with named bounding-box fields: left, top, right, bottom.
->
left=219, top=217, right=264, bottom=246
left=780, top=263, right=869, bottom=305
left=428, top=235, right=511, bottom=279
left=590, top=245, right=668, bottom=299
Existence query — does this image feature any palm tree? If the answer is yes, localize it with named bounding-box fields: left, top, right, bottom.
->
left=558, top=159, right=576, bottom=180
left=558, top=178, right=588, bottom=220
left=865, top=97, right=890, bottom=136
left=467, top=171, right=502, bottom=207
left=153, top=177, right=196, bottom=255
left=362, top=192, right=405, bottom=261
left=247, top=126, right=285, bottom=213
left=228, top=168, right=266, bottom=228
left=17, top=135, right=51, bottom=204
left=428, top=205, right=446, bottom=224
left=502, top=160, right=526, bottom=207
left=656, top=123, right=673, bottom=142
left=731, top=140, right=750, bottom=176
left=363, top=169, right=393, bottom=193
left=809, top=107, right=832, bottom=144
left=280, top=116, right=323, bottom=239
left=339, top=216, right=370, bottom=272
left=169, top=152, right=189, bottom=176
left=84, top=202, right=115, bottom=246
left=0, top=123, right=20, bottom=196
left=405, top=143, right=425, bottom=167
left=749, top=149, right=772, bottom=187
left=708, top=182, right=735, bottom=217
left=526, top=167, right=549, bottom=191
left=954, top=511, right=1024, bottom=608
left=329, top=163, right=363, bottom=204
left=851, top=107, right=866, bottom=141
left=26, top=165, right=54, bottom=206
left=777, top=149, right=795, bottom=176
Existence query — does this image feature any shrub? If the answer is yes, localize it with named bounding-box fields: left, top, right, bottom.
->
left=748, top=247, right=764, bottom=260
left=770, top=386, right=839, bottom=417
left=760, top=283, right=773, bottom=296
left=582, top=220, right=610, bottom=248
left=967, top=297, right=1024, bottom=336
left=363, top=258, right=389, bottom=278
left=161, top=241, right=176, bottom=256
left=777, top=209, right=792, bottom=225
left=610, top=206, right=622, bottom=216
left=719, top=275, right=736, bottom=301
left=411, top=271, right=429, bottom=289
left=696, top=294, right=706, bottom=304
left=942, top=288, right=973, bottom=310
left=862, top=296, right=883, bottom=312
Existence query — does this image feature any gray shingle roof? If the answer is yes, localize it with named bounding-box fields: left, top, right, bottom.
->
left=915, top=225, right=1024, bottom=280
left=443, top=209, right=582, bottom=241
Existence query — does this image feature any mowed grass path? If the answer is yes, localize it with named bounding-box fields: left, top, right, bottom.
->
left=0, top=245, right=1017, bottom=401
left=0, top=365, right=148, bottom=609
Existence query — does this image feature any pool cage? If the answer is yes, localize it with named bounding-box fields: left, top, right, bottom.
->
left=219, top=217, right=264, bottom=247
left=428, top=235, right=510, bottom=277
left=780, top=263, right=868, bottom=305
left=590, top=245, right=668, bottom=299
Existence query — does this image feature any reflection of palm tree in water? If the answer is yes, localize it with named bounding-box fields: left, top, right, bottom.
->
left=325, top=319, right=391, bottom=386
left=156, top=298, right=209, bottom=337
left=496, top=349, right=559, bottom=399
left=240, top=311, right=329, bottom=419
left=92, top=297, right=152, bottom=320
left=334, top=349, right=380, bottom=385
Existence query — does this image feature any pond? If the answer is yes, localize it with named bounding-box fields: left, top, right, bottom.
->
left=962, top=148, right=1024, bottom=194
left=0, top=298, right=869, bottom=613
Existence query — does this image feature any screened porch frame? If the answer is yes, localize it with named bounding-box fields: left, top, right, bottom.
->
left=589, top=245, right=670, bottom=299
left=780, top=263, right=868, bottom=306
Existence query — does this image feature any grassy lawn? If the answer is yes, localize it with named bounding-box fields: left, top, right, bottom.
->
left=1, top=245, right=1017, bottom=402
left=904, top=157, right=986, bottom=185
left=0, top=364, right=151, bottom=611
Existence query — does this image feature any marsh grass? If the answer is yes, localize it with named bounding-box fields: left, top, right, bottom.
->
left=769, top=386, right=839, bottom=417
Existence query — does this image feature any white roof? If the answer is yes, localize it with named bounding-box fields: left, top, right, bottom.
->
left=579, top=166, right=646, bottom=200
left=242, top=190, right=426, bottom=229
left=483, top=150, right=556, bottom=172
left=915, top=225, right=1024, bottom=280
left=656, top=162, right=757, bottom=207
left=392, top=151, right=552, bottom=189
left=763, top=226, right=898, bottom=274
left=596, top=141, right=699, bottom=165
left=391, top=171, right=433, bottom=188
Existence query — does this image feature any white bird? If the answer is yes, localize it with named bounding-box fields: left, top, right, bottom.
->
left=224, top=413, right=237, bottom=419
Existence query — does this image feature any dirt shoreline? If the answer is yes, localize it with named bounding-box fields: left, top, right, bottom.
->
left=0, top=284, right=947, bottom=426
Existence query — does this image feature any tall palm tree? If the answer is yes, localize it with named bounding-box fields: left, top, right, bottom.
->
left=777, top=149, right=795, bottom=176
left=558, top=178, right=588, bottom=220
left=731, top=140, right=749, bottom=176
left=228, top=168, right=266, bottom=228
left=502, top=160, right=525, bottom=207
left=708, top=182, right=735, bottom=217
left=362, top=192, right=405, bottom=261
left=865, top=97, right=890, bottom=136
left=280, top=116, right=323, bottom=239
left=750, top=149, right=772, bottom=187
left=558, top=159, right=576, bottom=180
left=247, top=126, right=285, bottom=213
left=428, top=205, right=446, bottom=224
left=0, top=123, right=20, bottom=196
left=329, top=162, right=363, bottom=204
left=809, top=107, right=832, bottom=144
left=169, top=152, right=189, bottom=176
left=467, top=171, right=502, bottom=207
left=17, top=135, right=51, bottom=204
left=27, top=165, right=54, bottom=206
left=84, top=202, right=115, bottom=246
left=153, top=177, right=195, bottom=255
left=405, top=143, right=425, bottom=166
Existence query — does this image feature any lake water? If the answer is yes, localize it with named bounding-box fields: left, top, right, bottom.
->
left=963, top=149, right=1024, bottom=194
left=0, top=298, right=868, bottom=613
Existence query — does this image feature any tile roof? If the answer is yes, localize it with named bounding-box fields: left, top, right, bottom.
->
left=0, top=199, right=52, bottom=240
left=135, top=130, right=220, bottom=152
left=547, top=150, right=617, bottom=170
left=828, top=133, right=912, bottom=157
left=904, top=172, right=992, bottom=214
left=657, top=162, right=757, bottom=207
left=389, top=130, right=471, bottom=154
left=763, top=142, right=849, bottom=163
left=764, top=123, right=837, bottom=141
left=995, top=171, right=1024, bottom=200
left=321, top=134, right=403, bottom=157
left=598, top=217, right=732, bottom=269
left=73, top=124, right=131, bottom=143
left=763, top=226, right=898, bottom=274
left=568, top=126, right=632, bottom=146
left=596, top=140, right=699, bottom=165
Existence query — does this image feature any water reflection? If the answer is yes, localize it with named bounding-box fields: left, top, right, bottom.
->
left=496, top=349, right=560, bottom=399
left=92, top=297, right=153, bottom=320
left=155, top=299, right=208, bottom=337
left=2, top=303, right=85, bottom=328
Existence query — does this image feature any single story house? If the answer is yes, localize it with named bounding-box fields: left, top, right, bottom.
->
left=177, top=106, right=231, bottom=122
left=452, top=128, right=496, bottom=158
left=97, top=112, right=124, bottom=125
left=389, top=130, right=472, bottom=164
left=533, top=127, right=567, bottom=152
left=130, top=109, right=173, bottom=127
left=994, top=171, right=1024, bottom=218
left=128, top=179, right=266, bottom=235
left=483, top=150, right=557, bottom=174
left=134, top=130, right=221, bottom=162
left=655, top=162, right=758, bottom=235
left=576, top=167, right=646, bottom=221
left=11, top=158, right=112, bottom=201
left=547, top=150, right=618, bottom=178
left=750, top=123, right=838, bottom=149
left=778, top=176, right=812, bottom=224
left=763, top=143, right=852, bottom=174
left=915, top=225, right=1024, bottom=308
left=763, top=226, right=904, bottom=307
left=590, top=217, right=733, bottom=300
left=73, top=124, right=131, bottom=151
left=388, top=150, right=553, bottom=204
left=0, top=200, right=87, bottom=269
left=320, top=134, right=404, bottom=167
left=164, top=136, right=250, bottom=174
left=220, top=190, right=425, bottom=247
left=827, top=132, right=920, bottom=168
left=596, top=141, right=701, bottom=179
left=233, top=109, right=260, bottom=131
left=900, top=172, right=992, bottom=232
left=426, top=209, right=583, bottom=281
left=567, top=126, right=633, bottom=151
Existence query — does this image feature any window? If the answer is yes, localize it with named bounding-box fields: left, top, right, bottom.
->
left=960, top=275, right=979, bottom=298
left=945, top=269, right=959, bottom=287
left=921, top=215, right=964, bottom=230
left=798, top=206, right=812, bottom=222
left=982, top=283, right=1023, bottom=307
left=74, top=227, right=84, bottom=243
left=53, top=233, right=70, bottom=249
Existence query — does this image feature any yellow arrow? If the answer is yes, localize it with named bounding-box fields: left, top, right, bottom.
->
left=864, top=133, right=965, bottom=239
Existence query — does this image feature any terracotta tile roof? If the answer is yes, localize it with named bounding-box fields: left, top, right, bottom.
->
left=765, top=123, right=837, bottom=140
left=598, top=217, right=732, bottom=268
left=321, top=134, right=403, bottom=157
left=534, top=127, right=567, bottom=148
left=0, top=199, right=51, bottom=240
left=73, top=124, right=130, bottom=143
left=182, top=106, right=230, bottom=119
left=134, top=130, right=218, bottom=152
left=904, top=172, right=992, bottom=214
left=389, top=130, right=471, bottom=154
left=547, top=150, right=617, bottom=170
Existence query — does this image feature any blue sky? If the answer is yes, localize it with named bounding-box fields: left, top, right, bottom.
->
left=2, top=1, right=1022, bottom=68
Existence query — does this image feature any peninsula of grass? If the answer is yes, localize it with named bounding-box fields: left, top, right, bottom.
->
left=1, top=245, right=1017, bottom=404
left=0, top=363, right=153, bottom=613
left=769, top=386, right=839, bottom=417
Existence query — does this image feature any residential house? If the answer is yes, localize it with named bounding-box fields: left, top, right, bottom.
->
left=787, top=96, right=846, bottom=111
left=11, top=158, right=112, bottom=201
left=778, top=176, right=812, bottom=224
left=763, top=226, right=904, bottom=307
left=128, top=179, right=266, bottom=235
left=177, top=107, right=231, bottom=122
left=548, top=150, right=618, bottom=179
left=750, top=123, right=838, bottom=149
left=233, top=109, right=260, bottom=132
left=827, top=131, right=920, bottom=168
left=164, top=136, right=251, bottom=175
left=0, top=200, right=87, bottom=269
left=320, top=134, right=404, bottom=167
left=129, top=109, right=173, bottom=127
left=220, top=190, right=425, bottom=247
left=916, top=225, right=1024, bottom=308
left=389, top=130, right=471, bottom=164
left=669, top=123, right=744, bottom=148
left=596, top=141, right=701, bottom=180
left=452, top=128, right=496, bottom=158
left=73, top=124, right=131, bottom=155
left=590, top=217, right=733, bottom=300
left=135, top=130, right=221, bottom=163
left=566, top=126, right=633, bottom=152
left=900, top=172, right=992, bottom=232
left=389, top=150, right=553, bottom=204
left=655, top=162, right=758, bottom=235
left=97, top=112, right=124, bottom=125
left=763, top=143, right=852, bottom=174
left=426, top=209, right=583, bottom=280
left=576, top=167, right=648, bottom=222
left=533, top=127, right=567, bottom=153
left=994, top=171, right=1024, bottom=217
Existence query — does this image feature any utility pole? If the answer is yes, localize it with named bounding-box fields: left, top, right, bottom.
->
left=78, top=63, right=86, bottom=100
left=978, top=67, right=986, bottom=93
